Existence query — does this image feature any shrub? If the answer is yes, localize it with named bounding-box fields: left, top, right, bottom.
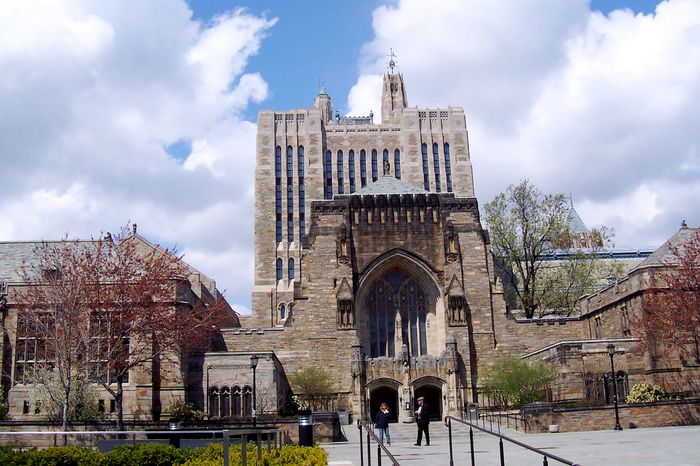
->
left=164, top=401, right=205, bottom=423
left=481, top=356, right=556, bottom=409
left=626, top=382, right=666, bottom=403
left=22, top=445, right=103, bottom=466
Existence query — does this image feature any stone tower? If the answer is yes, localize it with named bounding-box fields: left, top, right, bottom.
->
left=381, top=72, right=408, bottom=124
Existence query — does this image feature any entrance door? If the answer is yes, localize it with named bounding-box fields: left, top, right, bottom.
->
left=369, top=386, right=399, bottom=423
left=413, top=385, right=442, bottom=421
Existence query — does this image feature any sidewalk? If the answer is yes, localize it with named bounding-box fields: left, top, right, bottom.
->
left=322, top=420, right=700, bottom=465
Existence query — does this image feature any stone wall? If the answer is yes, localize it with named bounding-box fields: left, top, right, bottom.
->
left=522, top=399, right=700, bottom=433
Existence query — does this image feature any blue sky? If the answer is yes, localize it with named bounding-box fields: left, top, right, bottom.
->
left=2, top=0, right=699, bottom=314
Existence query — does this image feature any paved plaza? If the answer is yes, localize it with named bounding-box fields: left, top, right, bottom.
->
left=322, top=421, right=700, bottom=465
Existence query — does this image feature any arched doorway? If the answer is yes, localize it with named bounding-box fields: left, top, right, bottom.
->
left=413, top=383, right=442, bottom=421
left=369, top=385, right=399, bottom=423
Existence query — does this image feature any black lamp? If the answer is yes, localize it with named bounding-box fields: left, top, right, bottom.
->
left=607, top=344, right=623, bottom=431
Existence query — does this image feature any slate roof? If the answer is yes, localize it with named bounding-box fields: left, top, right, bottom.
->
left=0, top=241, right=101, bottom=283
left=567, top=205, right=589, bottom=233
left=632, top=226, right=699, bottom=271
left=351, top=175, right=428, bottom=196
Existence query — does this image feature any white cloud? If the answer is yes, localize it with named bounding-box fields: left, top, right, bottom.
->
left=0, top=1, right=276, bottom=312
left=349, top=0, right=700, bottom=250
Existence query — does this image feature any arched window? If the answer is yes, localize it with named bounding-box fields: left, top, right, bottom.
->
left=298, top=146, right=305, bottom=239
left=276, top=258, right=283, bottom=281
left=432, top=143, right=441, bottom=192
left=382, top=149, right=389, bottom=175
left=421, top=144, right=429, bottom=190
left=279, top=303, right=287, bottom=320
left=348, top=150, right=355, bottom=193
left=360, top=149, right=367, bottom=187
left=232, top=386, right=242, bottom=417
left=242, top=386, right=253, bottom=416
left=220, top=386, right=231, bottom=418
left=288, top=258, right=295, bottom=280
left=444, top=143, right=452, bottom=192
left=209, top=387, right=220, bottom=418
left=367, top=270, right=428, bottom=358
left=394, top=149, right=401, bottom=179
left=275, top=146, right=282, bottom=243
left=324, top=150, right=333, bottom=199
left=337, top=150, right=344, bottom=194
left=371, top=149, right=378, bottom=182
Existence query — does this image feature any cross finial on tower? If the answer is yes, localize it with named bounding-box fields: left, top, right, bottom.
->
left=387, top=48, right=397, bottom=73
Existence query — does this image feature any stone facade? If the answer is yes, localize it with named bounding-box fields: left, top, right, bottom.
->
left=0, top=234, right=238, bottom=421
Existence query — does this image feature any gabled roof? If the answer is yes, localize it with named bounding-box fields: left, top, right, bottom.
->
left=351, top=176, right=428, bottom=196
left=632, top=226, right=700, bottom=271
left=567, top=205, right=589, bottom=233
left=0, top=240, right=101, bottom=283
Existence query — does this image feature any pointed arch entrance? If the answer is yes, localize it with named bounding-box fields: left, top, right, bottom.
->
left=369, top=384, right=399, bottom=423
left=413, top=376, right=444, bottom=421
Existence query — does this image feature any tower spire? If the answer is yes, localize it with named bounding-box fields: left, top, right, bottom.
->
left=387, top=48, right=397, bottom=74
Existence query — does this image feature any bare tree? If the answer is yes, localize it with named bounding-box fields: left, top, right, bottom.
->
left=19, top=238, right=98, bottom=431
left=19, top=229, right=231, bottom=431
left=84, top=229, right=230, bottom=430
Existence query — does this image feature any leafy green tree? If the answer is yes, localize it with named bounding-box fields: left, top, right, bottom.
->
left=31, top=369, right=102, bottom=423
left=289, top=367, right=335, bottom=410
left=480, top=356, right=556, bottom=409
left=485, top=179, right=615, bottom=318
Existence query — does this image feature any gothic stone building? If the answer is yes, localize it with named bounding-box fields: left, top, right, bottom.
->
left=225, top=70, right=508, bottom=422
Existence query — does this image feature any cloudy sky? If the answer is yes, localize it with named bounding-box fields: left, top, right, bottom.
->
left=2, top=0, right=698, bottom=314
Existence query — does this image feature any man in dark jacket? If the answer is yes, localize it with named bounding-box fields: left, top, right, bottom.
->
left=414, top=396, right=430, bottom=446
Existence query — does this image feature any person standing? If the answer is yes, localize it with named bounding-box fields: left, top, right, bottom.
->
left=374, top=402, right=392, bottom=445
left=414, top=396, right=430, bottom=446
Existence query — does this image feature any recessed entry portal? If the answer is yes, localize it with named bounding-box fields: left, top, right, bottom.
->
left=369, top=385, right=399, bottom=423
left=413, top=384, right=442, bottom=421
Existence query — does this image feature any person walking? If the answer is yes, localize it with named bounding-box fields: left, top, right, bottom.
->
left=414, top=396, right=430, bottom=446
left=374, top=402, right=392, bottom=445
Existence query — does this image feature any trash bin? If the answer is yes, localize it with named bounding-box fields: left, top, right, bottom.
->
left=298, top=412, right=313, bottom=446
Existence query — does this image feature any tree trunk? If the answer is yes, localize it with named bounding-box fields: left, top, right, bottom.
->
left=62, top=392, right=70, bottom=444
left=116, top=378, right=124, bottom=432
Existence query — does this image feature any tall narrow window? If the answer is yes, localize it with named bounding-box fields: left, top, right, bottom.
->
left=298, top=146, right=305, bottom=239
left=275, top=146, right=282, bottom=243
left=382, top=149, right=389, bottom=175
left=394, top=149, right=401, bottom=179
left=279, top=303, right=286, bottom=320
left=288, top=258, right=295, bottom=280
left=360, top=149, right=367, bottom=187
left=444, top=143, right=452, bottom=192
left=337, top=150, right=344, bottom=194
left=421, top=143, right=429, bottom=190
left=276, top=258, right=283, bottom=281
left=371, top=149, right=378, bottom=182
left=348, top=150, right=355, bottom=193
left=433, top=143, right=441, bottom=192
left=324, top=150, right=333, bottom=199
left=287, top=146, right=294, bottom=243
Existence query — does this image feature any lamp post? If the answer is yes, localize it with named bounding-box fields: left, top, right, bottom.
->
left=250, top=354, right=259, bottom=427
left=206, top=365, right=212, bottom=418
left=607, top=344, right=623, bottom=431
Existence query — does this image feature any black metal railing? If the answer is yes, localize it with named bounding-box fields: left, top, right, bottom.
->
left=357, top=417, right=400, bottom=466
left=445, top=415, right=580, bottom=466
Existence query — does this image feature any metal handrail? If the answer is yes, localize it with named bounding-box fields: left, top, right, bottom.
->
left=446, top=416, right=581, bottom=466
left=358, top=416, right=400, bottom=466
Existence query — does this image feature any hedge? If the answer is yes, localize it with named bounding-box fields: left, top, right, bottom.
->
left=0, top=442, right=327, bottom=466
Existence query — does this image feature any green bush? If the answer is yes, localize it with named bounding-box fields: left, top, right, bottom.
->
left=481, top=356, right=556, bottom=409
left=21, top=445, right=103, bottom=466
left=0, top=442, right=327, bottom=466
left=164, top=401, right=205, bottom=423
left=626, top=382, right=666, bottom=403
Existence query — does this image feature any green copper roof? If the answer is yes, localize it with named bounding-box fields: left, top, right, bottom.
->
left=351, top=176, right=428, bottom=196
